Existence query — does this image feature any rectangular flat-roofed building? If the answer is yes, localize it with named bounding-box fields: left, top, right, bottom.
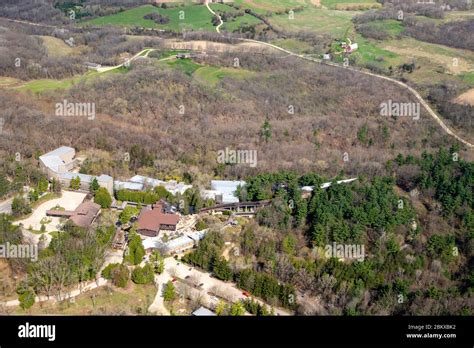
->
left=39, top=146, right=114, bottom=195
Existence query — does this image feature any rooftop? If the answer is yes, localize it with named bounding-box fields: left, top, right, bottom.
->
left=192, top=307, right=216, bottom=316
left=114, top=181, right=144, bottom=191
left=39, top=146, right=75, bottom=173
left=47, top=200, right=101, bottom=228
left=210, top=180, right=245, bottom=204
left=59, top=172, right=113, bottom=184
left=128, top=175, right=192, bottom=195
left=42, top=146, right=75, bottom=158
left=211, top=180, right=246, bottom=191
left=137, top=206, right=180, bottom=233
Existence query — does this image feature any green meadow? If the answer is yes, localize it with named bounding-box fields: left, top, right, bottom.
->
left=82, top=4, right=216, bottom=32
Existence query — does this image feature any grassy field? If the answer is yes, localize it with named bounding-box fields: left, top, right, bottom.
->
left=193, top=66, right=255, bottom=86
left=210, top=3, right=263, bottom=32
left=380, top=38, right=474, bottom=72
left=321, top=0, right=380, bottom=10
left=352, top=34, right=402, bottom=68
left=0, top=77, right=23, bottom=88
left=270, top=38, right=313, bottom=53
left=322, top=0, right=375, bottom=4
left=17, top=78, right=80, bottom=93
left=14, top=284, right=157, bottom=315
left=359, top=19, right=405, bottom=38
left=82, top=4, right=216, bottom=32
left=15, top=73, right=96, bottom=93
left=269, top=7, right=357, bottom=37
left=37, top=36, right=77, bottom=57
left=0, top=76, right=76, bottom=92
left=9, top=65, right=133, bottom=93
left=460, top=72, right=474, bottom=84
left=165, top=58, right=202, bottom=76
left=233, top=0, right=316, bottom=14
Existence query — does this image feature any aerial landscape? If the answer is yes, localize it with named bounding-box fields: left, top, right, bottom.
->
left=0, top=0, right=472, bottom=328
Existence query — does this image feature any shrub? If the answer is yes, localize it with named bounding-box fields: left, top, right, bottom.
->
left=195, top=219, right=207, bottom=231
left=19, top=289, right=35, bottom=310
left=131, top=263, right=155, bottom=284
left=125, top=232, right=145, bottom=265
left=11, top=196, right=31, bottom=217
left=119, top=205, right=140, bottom=224
left=143, top=12, right=170, bottom=24
left=101, top=263, right=121, bottom=280
left=94, top=187, right=112, bottom=208
left=163, top=281, right=176, bottom=301
left=111, top=264, right=130, bottom=288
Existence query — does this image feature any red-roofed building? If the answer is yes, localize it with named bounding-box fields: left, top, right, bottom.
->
left=46, top=200, right=101, bottom=229
left=137, top=203, right=180, bottom=237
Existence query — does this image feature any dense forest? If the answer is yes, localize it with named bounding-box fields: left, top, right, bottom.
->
left=1, top=147, right=471, bottom=314
left=181, top=148, right=473, bottom=315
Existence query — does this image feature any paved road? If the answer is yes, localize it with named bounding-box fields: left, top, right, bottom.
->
left=148, top=256, right=292, bottom=316
left=0, top=197, right=13, bottom=214
left=14, top=191, right=86, bottom=232
left=1, top=238, right=123, bottom=308
left=1, top=277, right=108, bottom=308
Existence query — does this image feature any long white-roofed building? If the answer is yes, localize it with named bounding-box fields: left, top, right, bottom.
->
left=126, top=175, right=192, bottom=195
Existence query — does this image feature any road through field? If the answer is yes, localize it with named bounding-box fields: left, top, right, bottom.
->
left=205, top=0, right=224, bottom=34
left=203, top=5, right=473, bottom=149
left=1, top=14, right=472, bottom=148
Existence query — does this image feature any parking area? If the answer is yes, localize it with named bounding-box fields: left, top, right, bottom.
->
left=14, top=191, right=87, bottom=232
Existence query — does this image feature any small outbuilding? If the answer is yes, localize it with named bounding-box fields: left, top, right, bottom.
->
left=192, top=306, right=216, bottom=316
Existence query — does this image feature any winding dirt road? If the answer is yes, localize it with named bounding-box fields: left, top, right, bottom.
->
left=1, top=13, right=471, bottom=148
left=204, top=6, right=473, bottom=148
left=205, top=0, right=224, bottom=34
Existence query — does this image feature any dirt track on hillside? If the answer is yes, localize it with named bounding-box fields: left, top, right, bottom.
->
left=162, top=39, right=268, bottom=53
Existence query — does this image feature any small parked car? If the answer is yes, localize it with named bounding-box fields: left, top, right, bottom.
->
left=198, top=283, right=204, bottom=287
left=242, top=291, right=250, bottom=297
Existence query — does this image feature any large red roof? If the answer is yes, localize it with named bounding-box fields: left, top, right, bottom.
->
left=137, top=208, right=179, bottom=233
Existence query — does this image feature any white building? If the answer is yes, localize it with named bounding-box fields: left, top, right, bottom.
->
left=142, top=229, right=208, bottom=255
left=113, top=180, right=144, bottom=192
left=192, top=307, right=216, bottom=316
left=115, top=175, right=192, bottom=196
left=302, top=178, right=358, bottom=193
left=206, top=180, right=246, bottom=204
left=39, top=146, right=114, bottom=195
